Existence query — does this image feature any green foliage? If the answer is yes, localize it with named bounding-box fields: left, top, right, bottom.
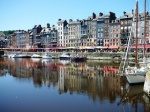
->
left=2, top=30, right=15, bottom=36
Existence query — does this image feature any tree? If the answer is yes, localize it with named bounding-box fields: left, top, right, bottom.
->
left=2, top=30, right=15, bottom=36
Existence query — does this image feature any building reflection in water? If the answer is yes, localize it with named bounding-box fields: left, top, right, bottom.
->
left=0, top=58, right=150, bottom=111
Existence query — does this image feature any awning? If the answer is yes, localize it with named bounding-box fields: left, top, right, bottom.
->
left=79, top=46, right=86, bottom=49
left=67, top=47, right=75, bottom=49
left=108, top=46, right=119, bottom=49
left=86, top=46, right=94, bottom=49
left=103, top=46, right=108, bottom=49
left=95, top=46, right=103, bottom=49
left=130, top=44, right=150, bottom=49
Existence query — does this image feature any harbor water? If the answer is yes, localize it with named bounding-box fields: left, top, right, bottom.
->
left=0, top=58, right=149, bottom=112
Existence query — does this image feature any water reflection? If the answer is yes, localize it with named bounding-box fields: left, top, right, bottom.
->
left=0, top=58, right=150, bottom=111
left=117, top=85, right=150, bottom=112
left=0, top=58, right=121, bottom=97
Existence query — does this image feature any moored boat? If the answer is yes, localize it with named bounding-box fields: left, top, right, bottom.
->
left=126, top=75, right=145, bottom=85
left=71, top=57, right=87, bottom=62
left=59, top=53, right=71, bottom=60
left=41, top=52, right=53, bottom=59
left=12, top=53, right=31, bottom=58
left=31, top=54, right=42, bottom=58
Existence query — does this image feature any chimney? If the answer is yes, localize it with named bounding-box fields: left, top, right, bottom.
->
left=99, top=12, right=103, bottom=16
left=123, top=11, right=126, bottom=15
left=147, top=12, right=149, bottom=15
left=69, top=19, right=73, bottom=22
left=47, top=23, right=50, bottom=28
left=92, top=12, right=96, bottom=19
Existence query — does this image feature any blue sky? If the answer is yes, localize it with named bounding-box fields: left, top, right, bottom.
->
left=0, top=0, right=147, bottom=31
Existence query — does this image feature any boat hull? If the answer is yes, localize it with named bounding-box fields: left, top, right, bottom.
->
left=13, top=54, right=31, bottom=58
left=59, top=53, right=71, bottom=60
left=126, top=75, right=145, bottom=85
left=59, top=57, right=71, bottom=60
left=71, top=57, right=87, bottom=62
left=41, top=52, right=53, bottom=59
left=31, top=54, right=41, bottom=58
left=42, top=56, right=52, bottom=59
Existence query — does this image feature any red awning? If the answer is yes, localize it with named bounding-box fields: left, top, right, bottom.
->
left=103, top=46, right=108, bottom=49
left=130, top=44, right=150, bottom=49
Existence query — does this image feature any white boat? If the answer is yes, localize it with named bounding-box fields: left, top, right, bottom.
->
left=12, top=53, right=22, bottom=58
left=124, top=66, right=146, bottom=84
left=41, top=52, right=53, bottom=59
left=59, top=60, right=70, bottom=65
left=12, top=53, right=30, bottom=58
left=125, top=66, right=147, bottom=75
left=8, top=53, right=16, bottom=58
left=31, top=54, right=41, bottom=58
left=31, top=58, right=40, bottom=62
left=59, top=53, right=71, bottom=60
left=2, top=54, right=8, bottom=57
left=126, top=75, right=145, bottom=84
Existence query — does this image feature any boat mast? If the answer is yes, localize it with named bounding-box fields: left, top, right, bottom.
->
left=143, top=0, right=146, bottom=64
left=122, top=1, right=137, bottom=72
left=135, top=0, right=138, bottom=65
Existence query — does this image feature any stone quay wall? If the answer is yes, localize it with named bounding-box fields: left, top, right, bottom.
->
left=4, top=50, right=144, bottom=60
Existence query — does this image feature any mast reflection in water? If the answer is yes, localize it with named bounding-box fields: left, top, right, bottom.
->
left=0, top=58, right=149, bottom=112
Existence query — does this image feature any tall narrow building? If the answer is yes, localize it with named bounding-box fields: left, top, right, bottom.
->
left=68, top=19, right=81, bottom=47
left=57, top=19, right=68, bottom=47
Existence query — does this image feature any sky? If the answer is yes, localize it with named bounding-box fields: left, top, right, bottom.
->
left=0, top=0, right=148, bottom=31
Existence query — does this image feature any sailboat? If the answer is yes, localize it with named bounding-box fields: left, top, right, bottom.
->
left=122, top=0, right=148, bottom=85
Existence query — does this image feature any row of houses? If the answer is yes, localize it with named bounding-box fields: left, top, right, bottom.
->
left=0, top=10, right=150, bottom=50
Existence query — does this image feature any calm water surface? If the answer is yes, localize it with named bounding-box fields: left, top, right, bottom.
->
left=0, top=58, right=149, bottom=112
